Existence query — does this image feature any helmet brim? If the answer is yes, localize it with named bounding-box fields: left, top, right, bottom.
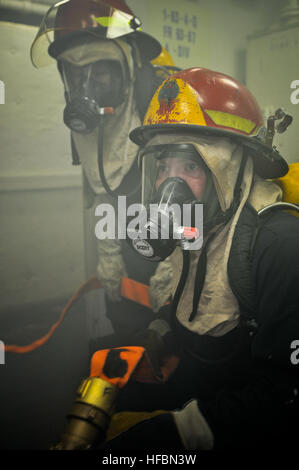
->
left=130, top=123, right=289, bottom=179
left=49, top=30, right=161, bottom=62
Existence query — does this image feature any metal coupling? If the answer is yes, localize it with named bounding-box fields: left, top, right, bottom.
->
left=53, top=377, right=118, bottom=450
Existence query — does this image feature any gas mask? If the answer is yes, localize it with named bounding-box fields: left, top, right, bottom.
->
left=60, top=58, right=126, bottom=134
left=129, top=144, right=222, bottom=261
left=56, top=37, right=139, bottom=196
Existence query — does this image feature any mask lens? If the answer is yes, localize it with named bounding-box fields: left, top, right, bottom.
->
left=89, top=61, right=124, bottom=106
left=140, top=144, right=206, bottom=207
left=132, top=145, right=207, bottom=261
left=155, top=157, right=205, bottom=190
left=62, top=59, right=124, bottom=107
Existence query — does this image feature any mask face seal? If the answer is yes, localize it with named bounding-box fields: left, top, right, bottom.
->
left=129, top=144, right=215, bottom=261
left=131, top=176, right=203, bottom=261
left=60, top=59, right=125, bottom=133
left=129, top=142, right=248, bottom=263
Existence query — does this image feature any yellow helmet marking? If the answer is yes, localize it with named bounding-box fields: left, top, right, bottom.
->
left=144, top=78, right=207, bottom=127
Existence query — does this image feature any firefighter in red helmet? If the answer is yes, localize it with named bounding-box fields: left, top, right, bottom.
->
left=99, top=67, right=299, bottom=450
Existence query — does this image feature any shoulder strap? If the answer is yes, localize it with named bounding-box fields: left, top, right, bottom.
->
left=257, top=201, right=299, bottom=217
left=228, top=201, right=299, bottom=322
left=227, top=203, right=259, bottom=321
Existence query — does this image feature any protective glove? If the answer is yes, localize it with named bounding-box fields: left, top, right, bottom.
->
left=131, top=319, right=181, bottom=382
left=103, top=400, right=214, bottom=450
left=96, top=238, right=127, bottom=302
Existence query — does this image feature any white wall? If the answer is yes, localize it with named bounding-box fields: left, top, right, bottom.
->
left=247, top=24, right=299, bottom=164
left=0, top=21, right=84, bottom=310
left=127, top=0, right=282, bottom=81
left=0, top=21, right=78, bottom=175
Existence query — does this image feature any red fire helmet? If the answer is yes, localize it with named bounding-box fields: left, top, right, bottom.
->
left=130, top=67, right=289, bottom=178
left=31, top=0, right=161, bottom=68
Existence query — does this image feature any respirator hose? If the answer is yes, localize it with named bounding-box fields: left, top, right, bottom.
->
left=97, top=114, right=140, bottom=200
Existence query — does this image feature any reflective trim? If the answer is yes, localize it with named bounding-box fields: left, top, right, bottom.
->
left=205, top=109, right=256, bottom=134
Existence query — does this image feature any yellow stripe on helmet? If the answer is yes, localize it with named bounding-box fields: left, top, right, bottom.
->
left=205, top=109, right=257, bottom=134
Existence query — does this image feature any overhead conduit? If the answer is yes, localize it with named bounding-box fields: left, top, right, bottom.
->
left=0, top=0, right=52, bottom=24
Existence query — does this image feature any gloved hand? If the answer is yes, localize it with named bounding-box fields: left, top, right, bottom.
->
left=96, top=238, right=127, bottom=302
left=103, top=400, right=214, bottom=450
left=131, top=319, right=181, bottom=382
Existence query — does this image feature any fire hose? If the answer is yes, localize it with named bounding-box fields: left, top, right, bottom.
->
left=2, top=275, right=179, bottom=450
left=52, top=345, right=179, bottom=450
